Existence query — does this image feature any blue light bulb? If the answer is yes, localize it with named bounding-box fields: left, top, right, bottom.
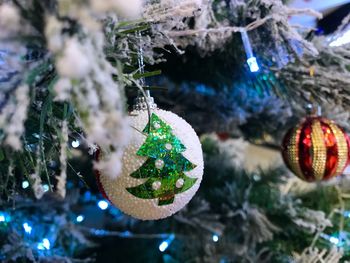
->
left=71, top=140, right=80, bottom=148
left=37, top=238, right=50, bottom=250
left=158, top=234, right=175, bottom=252
left=0, top=214, right=5, bottom=222
left=76, top=215, right=84, bottom=223
left=240, top=30, right=259, bottom=73
left=329, top=236, right=339, bottom=245
left=23, top=222, right=32, bottom=234
left=159, top=241, right=169, bottom=252
left=247, top=57, right=259, bottom=72
left=98, top=200, right=109, bottom=210
left=43, top=184, right=49, bottom=192
left=22, top=181, right=29, bottom=189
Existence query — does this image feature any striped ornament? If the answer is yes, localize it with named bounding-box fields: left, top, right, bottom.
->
left=282, top=117, right=350, bottom=182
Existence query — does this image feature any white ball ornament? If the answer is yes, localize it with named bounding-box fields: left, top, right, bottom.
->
left=96, top=97, right=204, bottom=220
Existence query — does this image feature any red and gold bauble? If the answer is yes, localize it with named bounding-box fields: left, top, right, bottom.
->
left=282, top=116, right=350, bottom=182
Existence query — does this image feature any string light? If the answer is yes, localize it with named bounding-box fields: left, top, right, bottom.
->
left=37, top=238, right=51, bottom=250
left=97, top=200, right=109, bottom=210
left=158, top=241, right=168, bottom=252
left=343, top=211, right=350, bottom=218
left=23, top=222, right=32, bottom=234
left=76, top=215, right=84, bottom=223
left=320, top=233, right=346, bottom=247
left=212, top=234, right=219, bottom=242
left=158, top=234, right=175, bottom=252
left=246, top=57, right=259, bottom=72
left=329, top=236, right=339, bottom=245
left=71, top=140, right=80, bottom=148
left=43, top=184, right=49, bottom=192
left=0, top=212, right=10, bottom=223
left=240, top=29, right=259, bottom=73
left=22, top=181, right=29, bottom=189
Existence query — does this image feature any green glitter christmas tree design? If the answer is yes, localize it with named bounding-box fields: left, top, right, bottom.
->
left=126, top=113, right=197, bottom=206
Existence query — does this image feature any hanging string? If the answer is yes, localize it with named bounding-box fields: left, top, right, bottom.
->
left=306, top=65, right=322, bottom=117
left=135, top=31, right=152, bottom=133
left=137, top=31, right=146, bottom=91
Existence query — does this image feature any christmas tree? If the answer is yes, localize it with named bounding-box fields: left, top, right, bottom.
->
left=127, top=113, right=197, bottom=205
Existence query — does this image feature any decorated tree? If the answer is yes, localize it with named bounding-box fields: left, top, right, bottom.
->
left=127, top=113, right=197, bottom=206
left=1, top=0, right=350, bottom=262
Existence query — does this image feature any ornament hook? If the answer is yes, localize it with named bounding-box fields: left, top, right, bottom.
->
left=306, top=103, right=322, bottom=116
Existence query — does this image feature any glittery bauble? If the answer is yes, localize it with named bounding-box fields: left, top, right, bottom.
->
left=282, top=116, right=350, bottom=182
left=96, top=109, right=204, bottom=220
